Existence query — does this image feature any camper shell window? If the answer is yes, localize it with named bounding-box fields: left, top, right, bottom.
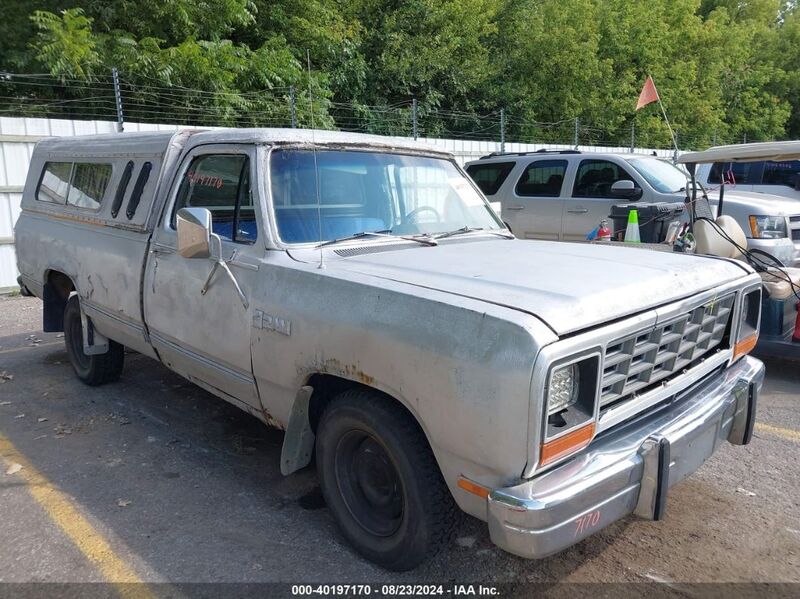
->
left=37, top=162, right=72, bottom=204
left=36, top=161, right=112, bottom=211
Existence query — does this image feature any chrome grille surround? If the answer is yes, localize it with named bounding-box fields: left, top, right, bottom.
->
left=523, top=274, right=763, bottom=479
left=789, top=215, right=800, bottom=242
left=600, top=293, right=735, bottom=408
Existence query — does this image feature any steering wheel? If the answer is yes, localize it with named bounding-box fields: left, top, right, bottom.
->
left=406, top=205, right=442, bottom=223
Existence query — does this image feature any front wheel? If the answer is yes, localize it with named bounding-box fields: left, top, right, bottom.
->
left=315, top=389, right=459, bottom=571
left=63, top=295, right=125, bottom=386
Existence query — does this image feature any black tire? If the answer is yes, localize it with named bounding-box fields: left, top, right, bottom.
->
left=315, top=388, right=459, bottom=571
left=63, top=295, right=124, bottom=386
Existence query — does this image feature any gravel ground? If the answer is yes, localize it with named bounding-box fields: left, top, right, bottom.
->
left=1, top=294, right=798, bottom=591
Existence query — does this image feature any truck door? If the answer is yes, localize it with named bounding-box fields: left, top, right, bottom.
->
left=563, top=158, right=637, bottom=241
left=144, top=144, right=263, bottom=411
left=505, top=159, right=568, bottom=240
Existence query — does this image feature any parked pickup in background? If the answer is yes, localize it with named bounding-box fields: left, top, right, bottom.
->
left=16, top=129, right=765, bottom=570
left=466, top=150, right=800, bottom=266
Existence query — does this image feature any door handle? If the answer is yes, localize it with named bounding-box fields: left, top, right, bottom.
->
left=506, top=206, right=525, bottom=211
left=567, top=208, right=589, bottom=214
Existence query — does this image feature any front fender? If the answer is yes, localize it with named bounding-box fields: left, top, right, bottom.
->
left=250, top=259, right=557, bottom=516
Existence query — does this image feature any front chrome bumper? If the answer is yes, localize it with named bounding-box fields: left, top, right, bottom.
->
left=487, top=355, right=765, bottom=559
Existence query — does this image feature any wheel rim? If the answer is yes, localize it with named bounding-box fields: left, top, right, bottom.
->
left=334, top=431, right=404, bottom=537
left=67, top=310, right=90, bottom=372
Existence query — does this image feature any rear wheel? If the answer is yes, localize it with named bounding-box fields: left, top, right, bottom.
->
left=315, top=389, right=459, bottom=571
left=63, top=295, right=124, bottom=386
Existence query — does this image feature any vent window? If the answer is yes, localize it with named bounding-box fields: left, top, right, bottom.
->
left=111, top=161, right=134, bottom=218
left=126, top=161, right=152, bottom=220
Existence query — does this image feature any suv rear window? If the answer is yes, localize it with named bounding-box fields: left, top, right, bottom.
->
left=515, top=160, right=568, bottom=196
left=465, top=162, right=515, bottom=196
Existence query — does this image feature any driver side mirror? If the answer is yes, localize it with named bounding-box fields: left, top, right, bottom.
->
left=610, top=179, right=643, bottom=200
left=176, top=207, right=214, bottom=258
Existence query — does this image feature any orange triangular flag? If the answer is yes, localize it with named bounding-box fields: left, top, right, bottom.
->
left=636, top=75, right=659, bottom=110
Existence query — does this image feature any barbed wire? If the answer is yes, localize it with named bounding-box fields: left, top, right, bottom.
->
left=0, top=71, right=756, bottom=150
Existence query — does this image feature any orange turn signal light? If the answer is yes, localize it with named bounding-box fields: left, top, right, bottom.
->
left=734, top=333, right=758, bottom=360
left=457, top=476, right=490, bottom=499
left=540, top=422, right=595, bottom=467
left=748, top=216, right=760, bottom=239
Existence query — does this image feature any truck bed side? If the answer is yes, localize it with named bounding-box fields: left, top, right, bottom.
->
left=14, top=131, right=193, bottom=356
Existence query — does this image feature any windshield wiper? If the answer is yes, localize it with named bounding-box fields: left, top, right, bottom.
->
left=316, top=229, right=437, bottom=248
left=433, top=226, right=514, bottom=240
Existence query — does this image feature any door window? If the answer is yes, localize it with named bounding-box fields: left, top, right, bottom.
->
left=572, top=160, right=632, bottom=197
left=515, top=160, right=568, bottom=197
left=465, top=162, right=515, bottom=196
left=173, top=154, right=255, bottom=243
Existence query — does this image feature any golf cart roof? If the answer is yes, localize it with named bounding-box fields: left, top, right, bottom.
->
left=678, top=141, right=800, bottom=165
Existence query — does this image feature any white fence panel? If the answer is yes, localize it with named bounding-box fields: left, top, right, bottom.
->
left=0, top=116, right=681, bottom=290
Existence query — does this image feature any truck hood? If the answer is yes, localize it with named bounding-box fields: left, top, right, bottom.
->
left=705, top=190, right=800, bottom=216
left=331, top=238, right=748, bottom=336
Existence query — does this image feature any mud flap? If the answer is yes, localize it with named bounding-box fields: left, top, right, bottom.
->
left=280, top=386, right=315, bottom=475
left=79, top=302, right=110, bottom=355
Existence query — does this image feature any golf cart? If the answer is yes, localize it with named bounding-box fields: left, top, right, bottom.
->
left=678, top=143, right=800, bottom=358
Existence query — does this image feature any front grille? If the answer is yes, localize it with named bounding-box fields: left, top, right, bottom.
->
left=600, top=293, right=735, bottom=407
left=792, top=228, right=800, bottom=241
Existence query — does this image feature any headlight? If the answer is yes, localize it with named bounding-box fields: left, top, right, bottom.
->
left=733, top=288, right=761, bottom=360
left=547, top=364, right=579, bottom=415
left=541, top=354, right=600, bottom=467
left=748, top=215, right=787, bottom=239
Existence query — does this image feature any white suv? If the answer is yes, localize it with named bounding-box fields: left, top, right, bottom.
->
left=465, top=150, right=800, bottom=265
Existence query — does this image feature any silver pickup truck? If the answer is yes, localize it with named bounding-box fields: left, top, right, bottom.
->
left=15, top=128, right=765, bottom=570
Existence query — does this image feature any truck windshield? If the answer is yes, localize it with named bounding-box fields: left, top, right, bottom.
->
left=627, top=157, right=688, bottom=193
left=270, top=149, right=502, bottom=244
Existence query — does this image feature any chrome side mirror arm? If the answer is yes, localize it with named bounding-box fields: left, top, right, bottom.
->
left=200, top=235, right=249, bottom=309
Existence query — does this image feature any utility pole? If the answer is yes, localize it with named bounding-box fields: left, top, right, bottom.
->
left=743, top=132, right=747, bottom=144
left=673, top=129, right=679, bottom=163
left=630, top=122, right=635, bottom=153
left=412, top=98, right=418, bottom=140
left=290, top=86, right=297, bottom=128
left=573, top=117, right=579, bottom=149
left=112, top=68, right=124, bottom=133
left=500, top=108, right=506, bottom=153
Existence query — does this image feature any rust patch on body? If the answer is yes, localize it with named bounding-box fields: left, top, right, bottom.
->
left=316, top=358, right=376, bottom=386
